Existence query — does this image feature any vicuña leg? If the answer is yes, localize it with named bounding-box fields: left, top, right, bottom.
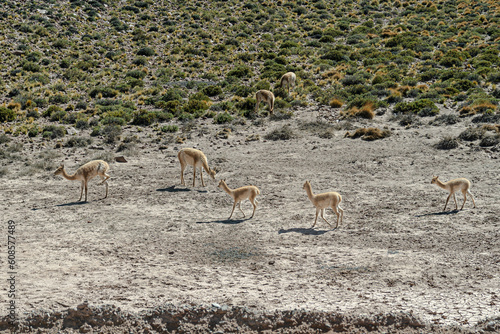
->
left=237, top=202, right=245, bottom=217
left=84, top=181, right=88, bottom=202
left=200, top=167, right=205, bottom=187
left=312, top=208, right=320, bottom=228
left=444, top=193, right=452, bottom=211
left=320, top=209, right=332, bottom=227
left=180, top=163, right=186, bottom=186
left=100, top=175, right=109, bottom=198
left=250, top=197, right=258, bottom=218
left=229, top=202, right=237, bottom=219
left=79, top=180, right=84, bottom=201
left=467, top=190, right=476, bottom=208
left=332, top=206, right=344, bottom=228
left=192, top=167, right=196, bottom=187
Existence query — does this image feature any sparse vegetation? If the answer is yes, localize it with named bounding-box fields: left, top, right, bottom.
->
left=264, top=125, right=295, bottom=141
left=344, top=128, right=391, bottom=141
left=435, top=136, right=459, bottom=150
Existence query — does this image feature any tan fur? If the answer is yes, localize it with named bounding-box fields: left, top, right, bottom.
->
left=303, top=181, right=343, bottom=229
left=218, top=179, right=260, bottom=219
left=280, top=72, right=296, bottom=95
left=255, top=89, right=275, bottom=114
left=54, top=160, right=110, bottom=202
left=178, top=148, right=216, bottom=187
left=431, top=176, right=476, bottom=211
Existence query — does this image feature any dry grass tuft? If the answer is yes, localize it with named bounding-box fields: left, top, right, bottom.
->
left=343, top=102, right=375, bottom=119
left=344, top=127, right=391, bottom=141
left=329, top=98, right=343, bottom=108
left=481, top=124, right=500, bottom=133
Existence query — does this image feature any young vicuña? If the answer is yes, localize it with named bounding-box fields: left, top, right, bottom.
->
left=54, top=160, right=110, bottom=202
left=431, top=176, right=476, bottom=211
left=218, top=179, right=260, bottom=219
left=303, top=180, right=343, bottom=229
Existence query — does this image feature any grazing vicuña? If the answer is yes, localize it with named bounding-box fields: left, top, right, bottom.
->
left=280, top=72, right=296, bottom=95
left=178, top=148, right=216, bottom=187
left=255, top=89, right=275, bottom=114
left=54, top=160, right=110, bottom=202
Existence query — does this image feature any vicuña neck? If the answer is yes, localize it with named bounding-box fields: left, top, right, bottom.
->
left=435, top=179, right=447, bottom=189
left=61, top=169, right=78, bottom=181
left=220, top=182, right=232, bottom=194
left=304, top=183, right=315, bottom=199
left=201, top=159, right=210, bottom=173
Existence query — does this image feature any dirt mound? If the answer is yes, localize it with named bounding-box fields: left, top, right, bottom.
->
left=3, top=302, right=486, bottom=333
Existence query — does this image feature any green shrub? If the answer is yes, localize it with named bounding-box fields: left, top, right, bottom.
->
left=213, top=112, right=234, bottom=124
left=49, top=94, right=70, bottom=104
left=0, top=106, right=16, bottom=122
left=439, top=57, right=462, bottom=67
left=50, top=110, right=67, bottom=122
left=227, top=65, right=252, bottom=79
left=90, top=126, right=101, bottom=137
left=75, top=119, right=89, bottom=129
left=393, top=99, right=439, bottom=117
left=254, top=80, right=270, bottom=91
left=65, top=137, right=92, bottom=147
left=177, top=112, right=194, bottom=121
left=102, top=116, right=127, bottom=126
left=125, top=70, right=147, bottom=79
left=161, top=88, right=187, bottom=102
left=102, top=124, right=122, bottom=143
left=89, top=86, right=119, bottom=98
left=28, top=125, right=39, bottom=137
left=0, top=134, right=10, bottom=144
left=22, top=61, right=40, bottom=72
left=182, top=99, right=209, bottom=115
left=42, top=125, right=66, bottom=139
left=132, top=56, right=148, bottom=66
left=131, top=109, right=157, bottom=126
left=137, top=47, right=155, bottom=56
left=161, top=125, right=178, bottom=133
left=201, top=85, right=222, bottom=97
left=234, top=85, right=254, bottom=97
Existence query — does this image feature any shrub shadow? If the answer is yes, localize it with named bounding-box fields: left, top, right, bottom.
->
left=278, top=227, right=331, bottom=235
left=156, top=185, right=207, bottom=193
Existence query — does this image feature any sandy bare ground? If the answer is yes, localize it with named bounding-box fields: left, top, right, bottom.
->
left=1, top=106, right=499, bottom=332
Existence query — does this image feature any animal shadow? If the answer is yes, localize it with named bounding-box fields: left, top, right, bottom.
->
left=56, top=201, right=89, bottom=207
left=415, top=209, right=460, bottom=217
left=196, top=218, right=249, bottom=225
left=278, top=227, right=331, bottom=235
left=156, top=185, right=207, bottom=193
